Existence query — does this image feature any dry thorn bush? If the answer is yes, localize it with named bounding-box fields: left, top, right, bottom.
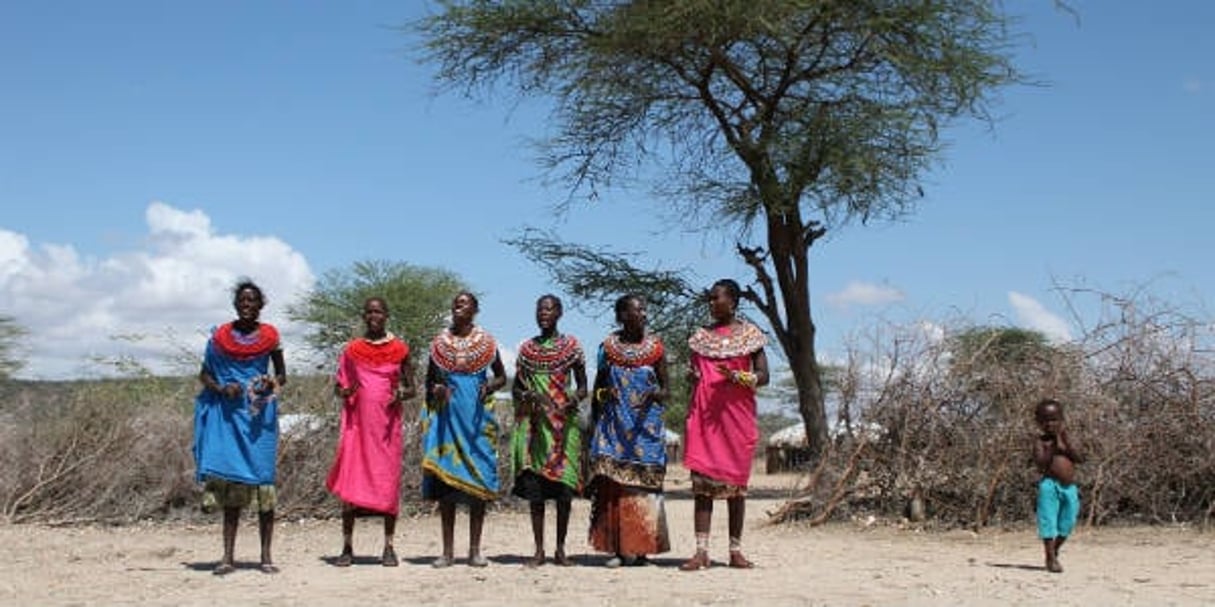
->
left=770, top=287, right=1215, bottom=530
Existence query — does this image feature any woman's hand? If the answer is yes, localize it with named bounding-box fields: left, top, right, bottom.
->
left=336, top=381, right=360, bottom=399
left=686, top=367, right=701, bottom=385
left=221, top=382, right=243, bottom=400
left=430, top=384, right=451, bottom=406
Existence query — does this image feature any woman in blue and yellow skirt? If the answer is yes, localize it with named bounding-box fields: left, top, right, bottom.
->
left=421, top=291, right=507, bottom=568
left=586, top=294, right=671, bottom=567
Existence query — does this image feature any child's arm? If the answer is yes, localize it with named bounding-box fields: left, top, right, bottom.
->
left=1056, top=427, right=1084, bottom=464
left=1032, top=434, right=1054, bottom=471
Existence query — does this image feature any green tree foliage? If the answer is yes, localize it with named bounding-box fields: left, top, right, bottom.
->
left=0, top=315, right=26, bottom=381
left=416, top=0, right=1025, bottom=456
left=946, top=326, right=1062, bottom=416
left=287, top=260, right=469, bottom=362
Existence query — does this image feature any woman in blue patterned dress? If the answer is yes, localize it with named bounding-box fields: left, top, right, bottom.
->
left=421, top=291, right=507, bottom=568
left=587, top=294, right=671, bottom=567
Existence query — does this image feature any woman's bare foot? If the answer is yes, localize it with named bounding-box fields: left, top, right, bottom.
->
left=525, top=549, right=546, bottom=568
left=335, top=547, right=353, bottom=567
left=553, top=549, right=575, bottom=566
left=212, top=562, right=236, bottom=576
left=728, top=550, right=754, bottom=569
left=1046, top=557, right=1063, bottom=573
left=679, top=550, right=711, bottom=571
left=382, top=546, right=398, bottom=567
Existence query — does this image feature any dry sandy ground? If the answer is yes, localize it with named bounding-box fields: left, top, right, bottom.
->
left=2, top=467, right=1213, bottom=606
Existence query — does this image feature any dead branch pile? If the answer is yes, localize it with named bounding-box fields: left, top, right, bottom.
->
left=770, top=288, right=1215, bottom=528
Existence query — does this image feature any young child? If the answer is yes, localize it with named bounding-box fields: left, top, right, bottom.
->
left=1032, top=398, right=1084, bottom=573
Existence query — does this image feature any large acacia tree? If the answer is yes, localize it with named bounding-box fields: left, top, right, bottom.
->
left=416, top=0, right=1024, bottom=455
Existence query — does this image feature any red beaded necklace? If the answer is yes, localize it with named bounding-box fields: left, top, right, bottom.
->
left=212, top=322, right=280, bottom=360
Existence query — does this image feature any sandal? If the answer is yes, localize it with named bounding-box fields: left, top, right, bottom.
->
left=728, top=551, right=755, bottom=569
left=468, top=554, right=489, bottom=568
left=432, top=555, right=454, bottom=569
left=553, top=551, right=575, bottom=567
left=679, top=551, right=711, bottom=572
left=212, top=562, right=236, bottom=576
left=382, top=546, right=398, bottom=567
left=525, top=551, right=545, bottom=568
left=259, top=563, right=281, bottom=574
left=335, top=548, right=353, bottom=568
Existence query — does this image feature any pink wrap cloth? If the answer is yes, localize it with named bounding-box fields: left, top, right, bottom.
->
left=682, top=322, right=767, bottom=488
left=326, top=336, right=409, bottom=515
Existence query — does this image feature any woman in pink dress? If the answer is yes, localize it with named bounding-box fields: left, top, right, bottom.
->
left=680, top=279, right=770, bottom=571
left=326, top=297, right=416, bottom=567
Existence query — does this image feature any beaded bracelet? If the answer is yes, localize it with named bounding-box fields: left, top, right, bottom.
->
left=732, top=370, right=758, bottom=389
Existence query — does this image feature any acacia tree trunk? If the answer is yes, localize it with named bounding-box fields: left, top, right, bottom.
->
left=743, top=203, right=829, bottom=458
left=773, top=210, right=829, bottom=458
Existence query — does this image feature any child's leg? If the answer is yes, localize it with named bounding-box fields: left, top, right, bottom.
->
left=1053, top=484, right=1081, bottom=562
left=1036, top=479, right=1063, bottom=573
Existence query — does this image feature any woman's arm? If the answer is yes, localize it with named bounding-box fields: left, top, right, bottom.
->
left=271, top=348, right=287, bottom=387
left=395, top=352, right=417, bottom=401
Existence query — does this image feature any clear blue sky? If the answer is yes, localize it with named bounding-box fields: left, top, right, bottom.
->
left=2, top=1, right=1212, bottom=379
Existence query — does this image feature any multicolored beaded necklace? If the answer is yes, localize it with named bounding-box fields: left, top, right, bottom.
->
left=687, top=321, right=767, bottom=359
left=518, top=334, right=583, bottom=375
left=602, top=331, right=664, bottom=368
left=212, top=322, right=280, bottom=360
left=430, top=325, right=497, bottom=374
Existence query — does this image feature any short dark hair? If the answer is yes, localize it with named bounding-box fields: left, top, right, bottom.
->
left=537, top=293, right=563, bottom=313
left=614, top=293, right=644, bottom=324
left=710, top=278, right=742, bottom=308
left=232, top=279, right=265, bottom=307
left=1035, top=398, right=1063, bottom=418
left=364, top=296, right=389, bottom=314
left=455, top=291, right=480, bottom=311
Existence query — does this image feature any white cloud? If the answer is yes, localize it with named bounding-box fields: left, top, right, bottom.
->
left=1183, top=77, right=1204, bottom=94
left=826, top=281, right=904, bottom=309
left=0, top=202, right=315, bottom=379
left=1008, top=291, right=1072, bottom=343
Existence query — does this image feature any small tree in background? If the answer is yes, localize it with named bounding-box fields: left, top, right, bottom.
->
left=0, top=316, right=26, bottom=381
left=287, top=260, right=468, bottom=363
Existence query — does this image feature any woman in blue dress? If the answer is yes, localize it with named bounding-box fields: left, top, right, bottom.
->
left=193, top=280, right=287, bottom=575
left=421, top=291, right=507, bottom=568
left=587, top=294, right=671, bottom=567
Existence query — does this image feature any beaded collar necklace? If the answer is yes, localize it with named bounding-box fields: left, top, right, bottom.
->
left=518, top=333, right=583, bottom=374
left=688, top=321, right=767, bottom=359
left=602, top=331, right=664, bottom=368
left=430, top=325, right=497, bottom=373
